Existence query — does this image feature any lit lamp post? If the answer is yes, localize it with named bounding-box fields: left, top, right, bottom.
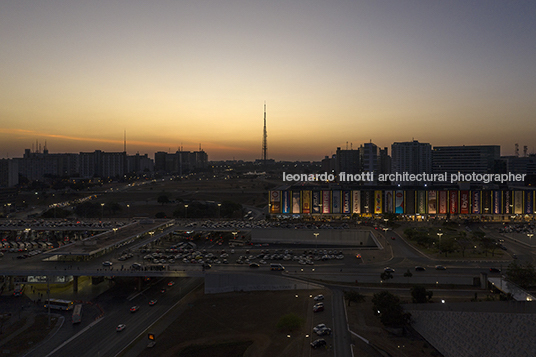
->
left=126, top=204, right=130, bottom=219
left=217, top=203, right=221, bottom=219
left=100, top=203, right=104, bottom=220
left=184, top=204, right=188, bottom=219
left=528, top=233, right=533, bottom=251
left=313, top=232, right=319, bottom=249
left=232, top=231, right=238, bottom=241
left=437, top=232, right=443, bottom=254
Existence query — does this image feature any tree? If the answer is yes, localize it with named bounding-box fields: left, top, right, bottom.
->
left=479, top=236, right=496, bottom=257
left=155, top=212, right=167, bottom=218
left=411, top=286, right=433, bottom=303
left=372, top=291, right=411, bottom=327
left=276, top=313, right=304, bottom=332
left=380, top=271, right=393, bottom=281
left=457, top=238, right=473, bottom=258
left=404, top=228, right=416, bottom=240
left=344, top=290, right=365, bottom=306
left=157, top=195, right=170, bottom=205
left=506, top=261, right=536, bottom=289
left=404, top=269, right=413, bottom=284
left=439, top=237, right=456, bottom=257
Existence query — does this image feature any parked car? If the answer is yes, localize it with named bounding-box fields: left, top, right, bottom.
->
left=310, top=339, right=327, bottom=348
left=313, top=323, right=332, bottom=335
left=313, top=303, right=324, bottom=312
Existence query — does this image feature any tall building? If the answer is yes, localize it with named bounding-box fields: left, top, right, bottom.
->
left=379, top=147, right=391, bottom=175
left=127, top=153, right=154, bottom=174
left=391, top=140, right=432, bottom=183
left=79, top=150, right=126, bottom=178
left=432, top=145, right=500, bottom=174
left=154, top=150, right=208, bottom=175
left=335, top=147, right=361, bottom=175
left=361, top=142, right=378, bottom=174
left=0, top=159, right=18, bottom=188
left=501, top=154, right=536, bottom=175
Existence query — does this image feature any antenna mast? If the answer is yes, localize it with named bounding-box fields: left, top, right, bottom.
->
left=262, top=101, right=267, bottom=166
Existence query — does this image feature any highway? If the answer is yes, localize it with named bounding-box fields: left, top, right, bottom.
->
left=26, top=277, right=203, bottom=357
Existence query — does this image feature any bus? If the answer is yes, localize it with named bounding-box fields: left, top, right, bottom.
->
left=72, top=304, right=82, bottom=324
left=13, top=284, right=25, bottom=296
left=44, top=299, right=74, bottom=310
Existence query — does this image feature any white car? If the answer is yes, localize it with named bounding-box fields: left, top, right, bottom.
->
left=313, top=323, right=327, bottom=333
left=116, top=324, right=126, bottom=332
left=313, top=294, right=324, bottom=301
left=102, top=261, right=113, bottom=267
left=313, top=323, right=332, bottom=335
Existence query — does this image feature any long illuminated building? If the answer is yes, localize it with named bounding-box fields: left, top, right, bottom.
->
left=269, top=187, right=536, bottom=218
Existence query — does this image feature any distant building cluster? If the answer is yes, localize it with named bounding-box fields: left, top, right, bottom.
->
left=0, top=143, right=209, bottom=187
left=154, top=150, right=208, bottom=175
left=322, top=140, right=536, bottom=185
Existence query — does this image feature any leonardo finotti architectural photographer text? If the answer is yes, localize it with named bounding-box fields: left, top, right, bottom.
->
left=282, top=172, right=526, bottom=184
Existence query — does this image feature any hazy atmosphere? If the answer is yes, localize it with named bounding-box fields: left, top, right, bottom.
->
left=1, top=0, right=535, bottom=160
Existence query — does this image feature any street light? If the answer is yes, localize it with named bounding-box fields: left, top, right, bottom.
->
left=437, top=231, right=443, bottom=254
left=184, top=204, right=188, bottom=219
left=313, top=232, right=319, bottom=249
left=100, top=203, right=104, bottom=220
left=528, top=233, right=533, bottom=250
left=217, top=203, right=221, bottom=219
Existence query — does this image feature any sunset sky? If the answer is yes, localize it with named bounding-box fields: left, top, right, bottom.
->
left=1, top=1, right=535, bottom=161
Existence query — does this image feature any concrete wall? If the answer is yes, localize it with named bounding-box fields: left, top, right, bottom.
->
left=251, top=229, right=378, bottom=247
left=205, top=272, right=323, bottom=294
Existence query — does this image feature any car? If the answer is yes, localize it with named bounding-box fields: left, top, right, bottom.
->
left=435, top=265, right=447, bottom=270
left=102, top=261, right=113, bottom=267
left=249, top=262, right=260, bottom=268
left=149, top=299, right=157, bottom=306
left=384, top=267, right=395, bottom=273
left=160, top=288, right=166, bottom=293
left=310, top=339, right=327, bottom=349
left=391, top=236, right=396, bottom=240
left=355, top=253, right=362, bottom=259
left=313, top=294, right=324, bottom=301
left=130, top=305, right=140, bottom=313
left=116, top=324, right=126, bottom=332
left=167, top=281, right=175, bottom=287
left=489, top=268, right=501, bottom=273
left=313, top=323, right=332, bottom=335
left=313, top=304, right=324, bottom=312
left=316, top=327, right=332, bottom=336
left=131, top=263, right=142, bottom=269
left=415, top=266, right=426, bottom=271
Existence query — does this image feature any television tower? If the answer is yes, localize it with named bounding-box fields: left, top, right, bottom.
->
left=262, top=101, right=267, bottom=166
